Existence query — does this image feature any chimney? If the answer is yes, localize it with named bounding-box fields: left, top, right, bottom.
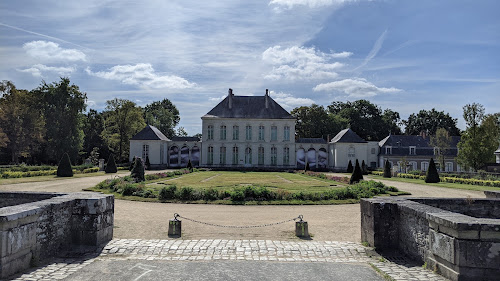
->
left=327, top=134, right=330, bottom=142
left=265, top=89, right=269, bottom=109
left=228, top=88, right=233, bottom=109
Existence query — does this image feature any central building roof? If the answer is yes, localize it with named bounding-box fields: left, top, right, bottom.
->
left=203, top=89, right=295, bottom=119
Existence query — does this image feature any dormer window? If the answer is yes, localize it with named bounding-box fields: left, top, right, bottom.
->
left=409, top=146, right=416, bottom=155
left=385, top=146, right=392, bottom=154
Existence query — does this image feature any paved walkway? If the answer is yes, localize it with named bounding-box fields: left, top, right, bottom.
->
left=10, top=239, right=447, bottom=281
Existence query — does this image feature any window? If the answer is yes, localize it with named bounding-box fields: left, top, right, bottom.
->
left=220, top=125, right=226, bottom=140
left=246, top=125, right=252, bottom=140
left=258, top=125, right=265, bottom=141
left=271, top=147, right=277, bottom=166
left=434, top=147, right=440, bottom=155
left=232, top=146, right=239, bottom=165
left=142, top=144, right=149, bottom=160
left=207, top=125, right=213, bottom=140
left=421, top=161, right=429, bottom=172
left=410, top=161, right=417, bottom=171
left=232, top=125, right=239, bottom=140
left=370, top=162, right=377, bottom=169
left=284, top=126, right=290, bottom=141
left=348, top=147, right=355, bottom=158
left=371, top=148, right=376, bottom=154
left=271, top=126, right=277, bottom=141
left=385, top=146, right=392, bottom=154
left=445, top=162, right=453, bottom=172
left=219, top=147, right=226, bottom=165
left=245, top=147, right=252, bottom=164
left=258, top=147, right=264, bottom=165
left=409, top=146, right=416, bottom=155
left=207, top=146, right=214, bottom=165
left=283, top=147, right=289, bottom=165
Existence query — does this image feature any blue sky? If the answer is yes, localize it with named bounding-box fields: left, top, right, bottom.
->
left=1, top=0, right=499, bottom=135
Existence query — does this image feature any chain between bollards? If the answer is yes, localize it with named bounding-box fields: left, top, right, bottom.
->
left=172, top=213, right=303, bottom=229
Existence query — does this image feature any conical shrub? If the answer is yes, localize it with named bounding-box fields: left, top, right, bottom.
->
left=347, top=160, right=353, bottom=173
left=145, top=156, right=151, bottom=170
left=362, top=160, right=369, bottom=175
left=383, top=160, right=392, bottom=178
left=129, top=156, right=136, bottom=171
left=305, top=162, right=310, bottom=171
left=187, top=159, right=193, bottom=171
left=425, top=158, right=440, bottom=183
left=131, top=157, right=145, bottom=182
left=350, top=159, right=364, bottom=184
left=105, top=154, right=117, bottom=173
left=57, top=153, right=73, bottom=177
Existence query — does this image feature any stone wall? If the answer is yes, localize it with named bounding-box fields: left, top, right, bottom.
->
left=0, top=191, right=114, bottom=279
left=484, top=190, right=500, bottom=198
left=361, top=197, right=500, bottom=281
left=0, top=192, right=60, bottom=208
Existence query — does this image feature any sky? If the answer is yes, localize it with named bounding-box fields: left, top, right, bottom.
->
left=1, top=0, right=499, bottom=135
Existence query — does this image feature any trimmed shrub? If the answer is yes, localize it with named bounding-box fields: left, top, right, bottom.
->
left=350, top=159, right=364, bottom=184
left=347, top=160, right=353, bottom=173
left=230, top=189, right=245, bottom=201
left=131, top=158, right=145, bottom=182
left=159, top=185, right=177, bottom=200
left=129, top=156, right=136, bottom=171
left=105, top=154, right=117, bottom=173
left=187, top=159, right=193, bottom=171
left=425, top=158, right=440, bottom=183
left=305, top=162, right=310, bottom=171
left=145, top=156, right=151, bottom=170
left=383, top=159, right=392, bottom=178
left=179, top=186, right=194, bottom=200
left=361, top=160, right=369, bottom=175
left=57, top=153, right=73, bottom=177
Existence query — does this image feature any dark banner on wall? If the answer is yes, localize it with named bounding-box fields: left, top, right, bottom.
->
left=191, top=146, right=200, bottom=167
left=296, top=148, right=305, bottom=169
left=318, top=148, right=327, bottom=168
left=180, top=146, right=189, bottom=167
left=169, top=146, right=179, bottom=168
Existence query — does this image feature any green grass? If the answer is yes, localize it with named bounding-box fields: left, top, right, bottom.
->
left=146, top=171, right=345, bottom=192
left=369, top=174, right=499, bottom=192
left=0, top=170, right=129, bottom=185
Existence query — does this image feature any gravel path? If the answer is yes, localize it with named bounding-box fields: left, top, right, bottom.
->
left=0, top=171, right=486, bottom=243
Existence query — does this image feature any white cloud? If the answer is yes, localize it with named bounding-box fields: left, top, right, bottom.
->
left=313, top=78, right=401, bottom=97
left=23, top=41, right=86, bottom=62
left=270, top=90, right=315, bottom=109
left=209, top=95, right=226, bottom=102
left=18, top=64, right=76, bottom=77
left=269, top=0, right=355, bottom=9
left=86, top=63, right=195, bottom=89
left=262, top=45, right=347, bottom=81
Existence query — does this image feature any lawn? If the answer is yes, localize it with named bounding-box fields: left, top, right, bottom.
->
left=0, top=170, right=130, bottom=185
left=146, top=171, right=344, bottom=192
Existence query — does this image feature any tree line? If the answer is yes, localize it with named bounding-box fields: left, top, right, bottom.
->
left=0, top=78, right=183, bottom=165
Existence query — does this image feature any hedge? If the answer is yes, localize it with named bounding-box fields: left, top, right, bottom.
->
left=1, top=167, right=100, bottom=178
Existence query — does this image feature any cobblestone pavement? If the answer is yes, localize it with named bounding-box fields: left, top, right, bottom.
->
left=9, top=239, right=448, bottom=281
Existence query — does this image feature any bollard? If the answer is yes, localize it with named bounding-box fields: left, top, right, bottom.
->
left=168, top=214, right=182, bottom=237
left=295, top=215, right=309, bottom=238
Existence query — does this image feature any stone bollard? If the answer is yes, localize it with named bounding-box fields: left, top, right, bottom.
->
left=295, top=215, right=309, bottom=238
left=168, top=214, right=182, bottom=237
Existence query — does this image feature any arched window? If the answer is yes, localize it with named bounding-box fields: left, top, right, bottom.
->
left=258, top=147, right=265, bottom=165
left=245, top=147, right=252, bottom=164
left=271, top=147, right=277, bottom=166
left=220, top=147, right=226, bottom=165
left=207, top=146, right=214, bottom=165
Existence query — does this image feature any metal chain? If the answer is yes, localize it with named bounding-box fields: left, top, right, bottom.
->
left=173, top=213, right=303, bottom=229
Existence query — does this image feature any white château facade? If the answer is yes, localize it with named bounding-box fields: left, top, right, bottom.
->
left=132, top=88, right=454, bottom=171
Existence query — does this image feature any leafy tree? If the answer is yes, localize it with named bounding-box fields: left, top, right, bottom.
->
left=83, top=109, right=109, bottom=161
left=33, top=78, right=87, bottom=164
left=102, top=98, right=145, bottom=162
left=175, top=127, right=188, bottom=137
left=382, top=109, right=403, bottom=135
left=105, top=154, right=117, bottom=173
left=457, top=112, right=500, bottom=171
left=0, top=81, right=45, bottom=163
left=328, top=100, right=399, bottom=140
left=291, top=104, right=347, bottom=139
left=131, top=157, right=145, bottom=182
left=57, top=153, right=73, bottom=177
left=89, top=147, right=100, bottom=166
left=347, top=160, right=353, bottom=173
left=143, top=99, right=180, bottom=138
left=383, top=160, right=391, bottom=178
left=425, top=158, right=440, bottom=183
left=429, top=128, right=453, bottom=170
left=350, top=159, right=363, bottom=184
left=399, top=156, right=409, bottom=173
left=403, top=109, right=460, bottom=136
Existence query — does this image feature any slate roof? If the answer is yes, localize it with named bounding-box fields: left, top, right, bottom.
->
left=330, top=128, right=367, bottom=143
left=131, top=125, right=169, bottom=141
left=203, top=94, right=294, bottom=119
left=171, top=136, right=200, bottom=142
left=379, top=135, right=460, bottom=156
left=297, top=138, right=327, bottom=144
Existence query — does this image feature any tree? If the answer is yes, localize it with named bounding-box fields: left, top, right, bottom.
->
left=33, top=78, right=87, bottom=164
left=429, top=128, right=453, bottom=170
left=131, top=157, right=145, bottom=182
left=403, top=109, right=460, bottom=136
left=425, top=158, right=440, bottom=183
left=129, top=156, right=136, bottom=171
left=383, top=160, right=391, bottom=178
left=83, top=109, right=109, bottom=161
left=102, top=98, right=145, bottom=162
left=105, top=154, right=117, bottom=173
left=89, top=147, right=100, bottom=166
left=187, top=159, right=193, bottom=171
left=328, top=100, right=399, bottom=140
left=175, top=127, right=188, bottom=137
left=382, top=109, right=403, bottom=135
left=350, top=159, right=363, bottom=184
left=399, top=156, right=409, bottom=173
left=143, top=99, right=180, bottom=138
left=0, top=81, right=45, bottom=163
left=57, top=153, right=73, bottom=177
left=291, top=104, right=347, bottom=139
left=361, top=160, right=368, bottom=175
left=457, top=113, right=500, bottom=171
left=347, top=160, right=353, bottom=173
